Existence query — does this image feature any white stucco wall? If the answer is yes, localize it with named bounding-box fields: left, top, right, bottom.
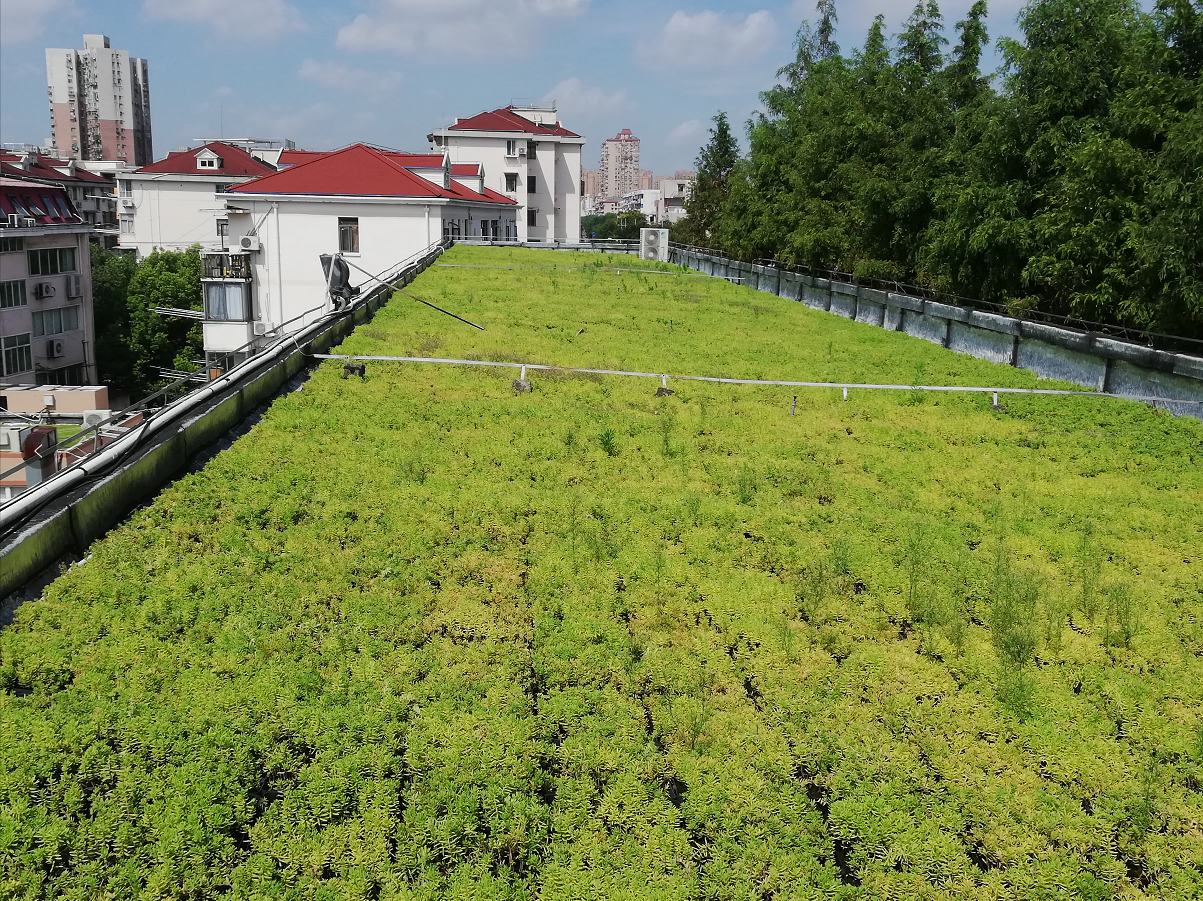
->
left=121, top=175, right=251, bottom=258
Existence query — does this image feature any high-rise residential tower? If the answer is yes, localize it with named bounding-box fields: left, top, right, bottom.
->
left=46, top=35, right=152, bottom=165
left=600, top=129, right=639, bottom=198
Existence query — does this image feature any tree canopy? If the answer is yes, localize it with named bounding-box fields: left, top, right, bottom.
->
left=677, top=0, right=1203, bottom=339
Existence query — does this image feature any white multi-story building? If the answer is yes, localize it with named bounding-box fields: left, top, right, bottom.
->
left=206, top=144, right=516, bottom=369
left=655, top=174, right=695, bottom=224
left=600, top=129, right=639, bottom=199
left=619, top=189, right=661, bottom=221
left=428, top=105, right=583, bottom=244
left=118, top=142, right=277, bottom=258
left=46, top=35, right=152, bottom=165
left=1, top=178, right=97, bottom=387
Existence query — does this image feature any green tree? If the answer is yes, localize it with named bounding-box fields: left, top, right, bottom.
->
left=90, top=244, right=138, bottom=390
left=582, top=212, right=648, bottom=241
left=679, top=112, right=739, bottom=247
left=124, top=247, right=204, bottom=394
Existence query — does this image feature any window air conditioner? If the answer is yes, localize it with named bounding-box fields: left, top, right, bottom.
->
left=47, top=339, right=64, bottom=358
left=67, top=274, right=83, bottom=297
left=238, top=234, right=260, bottom=251
left=34, top=282, right=56, bottom=299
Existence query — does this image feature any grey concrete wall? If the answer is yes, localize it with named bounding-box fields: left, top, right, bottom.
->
left=671, top=246, right=1203, bottom=418
left=903, top=311, right=949, bottom=346
left=949, top=321, right=1015, bottom=365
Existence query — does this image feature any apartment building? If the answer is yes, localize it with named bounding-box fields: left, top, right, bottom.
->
left=600, top=129, right=640, bottom=199
left=206, top=144, right=515, bottom=369
left=656, top=173, right=695, bottom=224
left=118, top=142, right=277, bottom=258
left=1, top=178, right=97, bottom=387
left=428, top=105, right=584, bottom=244
left=1, top=151, right=118, bottom=245
left=46, top=35, right=152, bottom=165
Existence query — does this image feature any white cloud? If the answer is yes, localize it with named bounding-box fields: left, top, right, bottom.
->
left=543, top=78, right=632, bottom=121
left=1, top=0, right=76, bottom=44
left=641, top=9, right=777, bottom=71
left=143, top=0, right=305, bottom=40
left=298, top=59, right=402, bottom=94
left=667, top=119, right=703, bottom=145
left=337, top=0, right=588, bottom=57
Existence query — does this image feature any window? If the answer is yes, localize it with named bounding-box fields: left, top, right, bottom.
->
left=28, top=247, right=77, bottom=275
left=37, top=363, right=87, bottom=386
left=505, top=173, right=518, bottom=192
left=0, top=280, right=27, bottom=308
left=2, top=333, right=32, bottom=376
left=338, top=217, right=359, bottom=254
left=528, top=176, right=536, bottom=194
left=527, top=209, right=538, bottom=228
left=0, top=236, right=24, bottom=253
left=204, top=283, right=248, bottom=321
left=33, top=305, right=80, bottom=337
left=527, top=141, right=536, bottom=155
left=217, top=220, right=228, bottom=240
left=119, top=179, right=132, bottom=197
left=506, top=139, right=518, bottom=156
left=198, top=157, right=219, bottom=169
left=6, top=195, right=30, bottom=217
left=120, top=216, right=134, bottom=234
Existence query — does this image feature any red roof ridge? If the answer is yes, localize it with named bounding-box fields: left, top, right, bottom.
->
left=135, top=141, right=276, bottom=177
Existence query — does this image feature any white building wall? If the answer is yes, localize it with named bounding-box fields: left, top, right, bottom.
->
left=432, top=126, right=582, bottom=243
left=121, top=176, right=242, bottom=258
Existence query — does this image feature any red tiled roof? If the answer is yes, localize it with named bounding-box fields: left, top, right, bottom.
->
left=0, top=177, right=81, bottom=225
left=135, top=142, right=276, bottom=177
left=0, top=153, right=110, bottom=184
left=451, top=163, right=483, bottom=176
left=278, top=149, right=328, bottom=167
left=448, top=107, right=580, bottom=138
left=228, top=144, right=514, bottom=204
left=279, top=149, right=446, bottom=169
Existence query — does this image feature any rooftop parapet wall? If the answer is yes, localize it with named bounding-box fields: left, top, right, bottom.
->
left=671, top=247, right=1203, bottom=419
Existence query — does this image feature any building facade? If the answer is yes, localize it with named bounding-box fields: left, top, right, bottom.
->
left=46, top=35, right=152, bottom=166
left=118, top=142, right=277, bottom=258
left=655, top=174, right=695, bottom=224
left=207, top=144, right=516, bottom=369
left=600, top=129, right=639, bottom=199
left=429, top=105, right=583, bottom=244
left=1, top=151, right=118, bottom=245
left=1, top=178, right=97, bottom=387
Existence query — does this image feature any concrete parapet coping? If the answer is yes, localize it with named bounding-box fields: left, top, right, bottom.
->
left=969, top=310, right=1022, bottom=336
left=924, top=300, right=971, bottom=323
left=888, top=292, right=924, bottom=313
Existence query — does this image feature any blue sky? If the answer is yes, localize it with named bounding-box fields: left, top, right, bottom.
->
left=1, top=1, right=1028, bottom=175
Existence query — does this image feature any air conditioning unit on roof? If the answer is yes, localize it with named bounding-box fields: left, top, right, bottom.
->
left=640, top=227, right=670, bottom=263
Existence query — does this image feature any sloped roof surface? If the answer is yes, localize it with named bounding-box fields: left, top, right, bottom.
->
left=228, top=144, right=513, bottom=204
left=136, top=142, right=276, bottom=177
left=447, top=107, right=579, bottom=138
left=0, top=177, right=81, bottom=224
left=0, top=153, right=110, bottom=184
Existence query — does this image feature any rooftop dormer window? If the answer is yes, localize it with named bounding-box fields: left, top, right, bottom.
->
left=196, top=149, right=222, bottom=170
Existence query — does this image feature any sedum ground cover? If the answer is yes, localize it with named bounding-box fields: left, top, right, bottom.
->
left=3, top=244, right=1203, bottom=900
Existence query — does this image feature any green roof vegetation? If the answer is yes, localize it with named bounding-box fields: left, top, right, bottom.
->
left=3, top=245, right=1202, bottom=898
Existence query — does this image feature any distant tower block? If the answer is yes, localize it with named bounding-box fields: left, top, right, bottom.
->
left=600, top=129, right=640, bottom=198
left=46, top=34, right=153, bottom=164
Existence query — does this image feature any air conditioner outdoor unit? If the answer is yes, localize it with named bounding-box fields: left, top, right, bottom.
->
left=5, top=213, right=18, bottom=228
left=121, top=198, right=134, bottom=208
left=640, top=227, right=670, bottom=263
left=82, top=409, right=111, bottom=429
left=253, top=322, right=267, bottom=336
left=33, top=282, right=56, bottom=299
left=238, top=234, right=260, bottom=251
left=66, top=274, right=83, bottom=297
left=46, top=339, right=64, bottom=358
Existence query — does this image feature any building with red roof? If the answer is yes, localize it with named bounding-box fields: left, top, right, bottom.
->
left=428, top=104, right=584, bottom=244
left=198, top=144, right=516, bottom=366
left=0, top=152, right=118, bottom=244
left=119, top=142, right=278, bottom=258
left=1, top=178, right=98, bottom=387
